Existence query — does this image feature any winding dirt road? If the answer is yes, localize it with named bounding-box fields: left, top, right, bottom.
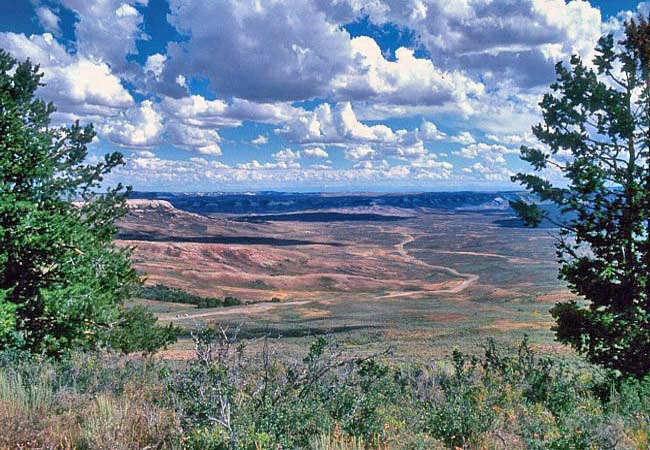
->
left=162, top=300, right=311, bottom=321
left=380, top=230, right=479, bottom=298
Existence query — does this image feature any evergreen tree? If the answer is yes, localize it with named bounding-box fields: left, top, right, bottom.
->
left=512, top=17, right=650, bottom=377
left=0, top=50, right=177, bottom=356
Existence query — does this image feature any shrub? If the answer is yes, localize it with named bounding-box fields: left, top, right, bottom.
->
left=137, top=284, right=223, bottom=308
left=1, top=336, right=650, bottom=448
left=105, top=306, right=180, bottom=355
left=424, top=350, right=500, bottom=448
left=223, top=296, right=242, bottom=307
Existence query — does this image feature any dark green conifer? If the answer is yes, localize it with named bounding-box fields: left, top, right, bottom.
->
left=513, top=17, right=650, bottom=377
left=0, top=50, right=177, bottom=356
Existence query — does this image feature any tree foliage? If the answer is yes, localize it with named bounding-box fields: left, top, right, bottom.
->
left=0, top=50, right=178, bottom=356
left=512, top=17, right=650, bottom=377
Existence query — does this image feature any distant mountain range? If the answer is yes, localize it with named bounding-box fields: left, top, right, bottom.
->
left=129, top=191, right=538, bottom=215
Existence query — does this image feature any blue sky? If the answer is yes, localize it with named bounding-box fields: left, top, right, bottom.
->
left=0, top=0, right=646, bottom=192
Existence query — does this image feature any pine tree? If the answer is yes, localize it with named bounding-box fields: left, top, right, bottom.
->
left=512, top=17, right=650, bottom=377
left=0, top=50, right=177, bottom=356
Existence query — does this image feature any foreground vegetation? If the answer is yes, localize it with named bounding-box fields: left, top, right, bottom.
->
left=1, top=331, right=649, bottom=450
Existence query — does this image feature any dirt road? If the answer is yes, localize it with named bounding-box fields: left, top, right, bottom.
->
left=380, top=230, right=479, bottom=298
left=162, top=300, right=311, bottom=321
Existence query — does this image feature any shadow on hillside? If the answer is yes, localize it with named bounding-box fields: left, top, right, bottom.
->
left=117, top=232, right=344, bottom=247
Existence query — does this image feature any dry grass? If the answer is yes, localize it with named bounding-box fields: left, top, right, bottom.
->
left=0, top=368, right=179, bottom=450
left=296, top=307, right=333, bottom=319
left=421, top=313, right=467, bottom=323
left=310, top=433, right=368, bottom=450
left=481, top=319, right=554, bottom=332
left=535, top=291, right=575, bottom=303
left=310, top=424, right=446, bottom=450
left=77, top=393, right=178, bottom=450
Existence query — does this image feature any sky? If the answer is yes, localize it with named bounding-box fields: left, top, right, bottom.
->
left=0, top=0, right=647, bottom=192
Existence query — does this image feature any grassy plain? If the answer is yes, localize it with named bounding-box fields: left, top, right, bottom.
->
left=118, top=201, right=570, bottom=360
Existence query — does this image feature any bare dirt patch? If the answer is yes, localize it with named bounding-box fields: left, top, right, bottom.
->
left=160, top=300, right=311, bottom=321
left=482, top=319, right=554, bottom=332
left=422, top=313, right=468, bottom=323
left=536, top=291, right=575, bottom=303
left=295, top=307, right=332, bottom=319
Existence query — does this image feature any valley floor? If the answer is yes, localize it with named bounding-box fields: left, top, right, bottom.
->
left=118, top=201, right=572, bottom=360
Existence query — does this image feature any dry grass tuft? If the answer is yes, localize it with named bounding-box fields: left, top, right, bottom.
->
left=78, top=393, right=179, bottom=450
left=0, top=366, right=179, bottom=450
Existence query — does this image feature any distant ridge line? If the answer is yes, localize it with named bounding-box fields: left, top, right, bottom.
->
left=128, top=191, right=532, bottom=215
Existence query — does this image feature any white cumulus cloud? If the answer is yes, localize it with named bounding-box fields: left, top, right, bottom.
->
left=100, top=100, right=163, bottom=147
left=303, top=147, right=329, bottom=158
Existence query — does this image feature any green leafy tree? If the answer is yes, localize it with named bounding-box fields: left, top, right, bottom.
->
left=512, top=17, right=650, bottom=377
left=0, top=50, right=178, bottom=356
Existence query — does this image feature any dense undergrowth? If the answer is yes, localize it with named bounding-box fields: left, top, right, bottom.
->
left=1, top=329, right=649, bottom=450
